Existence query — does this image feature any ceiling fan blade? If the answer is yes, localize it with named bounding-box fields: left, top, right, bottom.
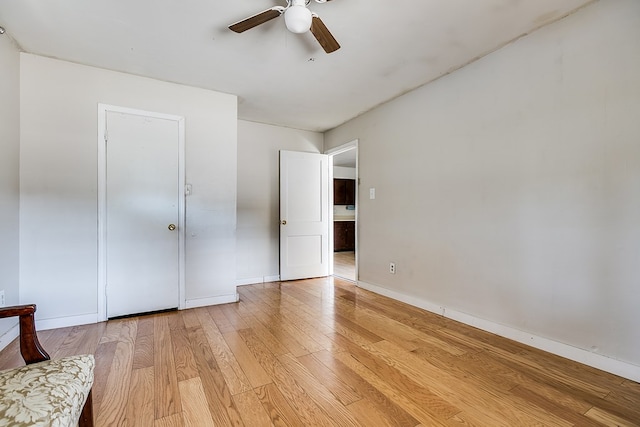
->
left=229, top=8, right=283, bottom=33
left=310, top=15, right=340, bottom=53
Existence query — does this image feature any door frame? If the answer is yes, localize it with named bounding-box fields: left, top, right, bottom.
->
left=97, top=104, right=186, bottom=322
left=325, top=139, right=359, bottom=280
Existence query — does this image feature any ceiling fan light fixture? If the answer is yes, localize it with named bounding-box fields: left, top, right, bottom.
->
left=284, top=5, right=312, bottom=34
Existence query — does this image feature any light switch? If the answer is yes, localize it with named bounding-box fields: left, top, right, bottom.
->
left=369, top=188, right=376, bottom=200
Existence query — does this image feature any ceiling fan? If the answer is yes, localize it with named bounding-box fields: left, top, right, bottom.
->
left=229, top=0, right=340, bottom=54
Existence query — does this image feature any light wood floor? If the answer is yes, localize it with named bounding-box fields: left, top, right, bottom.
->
left=334, top=251, right=356, bottom=281
left=1, top=278, right=639, bottom=426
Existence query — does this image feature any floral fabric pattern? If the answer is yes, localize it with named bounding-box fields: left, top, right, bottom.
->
left=0, top=354, right=94, bottom=427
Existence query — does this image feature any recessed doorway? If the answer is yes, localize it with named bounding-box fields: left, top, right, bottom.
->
left=327, top=141, right=358, bottom=282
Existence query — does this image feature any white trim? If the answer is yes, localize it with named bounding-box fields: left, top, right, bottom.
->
left=357, top=280, right=640, bottom=383
left=325, top=139, right=359, bottom=156
left=97, top=104, right=186, bottom=321
left=235, top=275, right=281, bottom=286
left=236, top=277, right=264, bottom=286
left=0, top=323, right=19, bottom=352
left=325, top=139, right=359, bottom=281
left=35, top=313, right=100, bottom=332
left=185, top=293, right=239, bottom=309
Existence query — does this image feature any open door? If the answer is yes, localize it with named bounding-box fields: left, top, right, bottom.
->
left=279, top=150, right=329, bottom=281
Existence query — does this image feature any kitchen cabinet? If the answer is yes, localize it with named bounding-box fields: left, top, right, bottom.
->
left=334, top=179, right=356, bottom=205
left=334, top=221, right=355, bottom=252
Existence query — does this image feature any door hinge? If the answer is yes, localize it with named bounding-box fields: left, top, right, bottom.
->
left=104, top=129, right=108, bottom=143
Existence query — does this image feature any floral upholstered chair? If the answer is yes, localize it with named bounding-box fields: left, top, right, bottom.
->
left=0, top=305, right=94, bottom=427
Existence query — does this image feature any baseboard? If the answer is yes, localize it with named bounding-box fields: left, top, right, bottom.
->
left=235, top=275, right=281, bottom=286
left=185, top=293, right=239, bottom=309
left=236, top=277, right=261, bottom=286
left=357, top=280, right=640, bottom=383
left=36, top=313, right=100, bottom=332
left=0, top=323, right=19, bottom=353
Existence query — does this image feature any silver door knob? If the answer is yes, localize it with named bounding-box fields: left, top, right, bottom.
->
left=281, top=220, right=287, bottom=225
left=168, top=224, right=176, bottom=231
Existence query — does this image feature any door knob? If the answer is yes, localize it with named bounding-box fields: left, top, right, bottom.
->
left=168, top=224, right=176, bottom=231
left=281, top=220, right=287, bottom=225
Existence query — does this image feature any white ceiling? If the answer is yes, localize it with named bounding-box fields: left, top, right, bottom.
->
left=0, top=0, right=593, bottom=132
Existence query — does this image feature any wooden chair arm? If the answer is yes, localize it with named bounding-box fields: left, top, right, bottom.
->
left=0, top=304, right=50, bottom=364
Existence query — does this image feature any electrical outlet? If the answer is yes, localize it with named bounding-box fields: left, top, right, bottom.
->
left=389, top=262, right=396, bottom=274
left=0, top=290, right=5, bottom=307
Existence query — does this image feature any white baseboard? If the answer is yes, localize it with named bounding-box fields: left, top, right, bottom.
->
left=36, top=313, right=100, bottom=331
left=236, top=277, right=263, bottom=286
left=0, top=323, right=19, bottom=353
left=236, top=275, right=281, bottom=286
left=185, top=293, right=239, bottom=309
left=357, top=280, right=640, bottom=383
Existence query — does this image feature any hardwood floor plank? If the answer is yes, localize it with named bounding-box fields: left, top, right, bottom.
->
left=585, top=406, right=639, bottom=427
left=195, top=307, right=253, bottom=395
left=51, top=323, right=103, bottom=359
left=187, top=326, right=244, bottom=426
left=223, top=330, right=272, bottom=388
left=278, top=352, right=361, bottom=427
left=238, top=327, right=339, bottom=426
left=240, top=313, right=291, bottom=356
left=332, top=349, right=452, bottom=426
left=126, top=367, right=155, bottom=427
left=371, top=338, right=572, bottom=426
left=91, top=340, right=118, bottom=412
left=179, top=377, right=216, bottom=427
left=0, top=339, right=23, bottom=369
left=207, top=305, right=236, bottom=334
left=154, top=413, right=184, bottom=427
left=96, top=319, right=137, bottom=426
left=233, top=389, right=274, bottom=427
left=170, top=323, right=199, bottom=382
left=251, top=307, right=315, bottom=357
left=312, top=349, right=420, bottom=427
left=297, top=352, right=362, bottom=406
left=346, top=398, right=413, bottom=427
left=220, top=303, right=251, bottom=331
left=509, top=385, right=605, bottom=427
left=38, top=327, right=73, bottom=357
left=136, top=315, right=155, bottom=337
left=180, top=308, right=201, bottom=330
left=154, top=315, right=182, bottom=419
left=99, top=319, right=123, bottom=343
left=254, top=382, right=304, bottom=427
left=132, top=332, right=154, bottom=370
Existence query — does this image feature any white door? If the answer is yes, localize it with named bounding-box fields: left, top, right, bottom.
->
left=105, top=110, right=181, bottom=318
left=280, top=150, right=329, bottom=280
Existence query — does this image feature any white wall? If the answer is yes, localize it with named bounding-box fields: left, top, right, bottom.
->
left=334, top=167, right=356, bottom=180
left=236, top=120, right=323, bottom=284
left=325, top=0, right=640, bottom=379
left=0, top=34, right=21, bottom=343
left=19, top=54, right=238, bottom=325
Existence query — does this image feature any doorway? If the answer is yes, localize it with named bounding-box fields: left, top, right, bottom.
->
left=97, top=105, right=186, bottom=321
left=327, top=141, right=358, bottom=282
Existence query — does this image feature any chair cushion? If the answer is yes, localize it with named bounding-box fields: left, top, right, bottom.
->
left=0, top=354, right=94, bottom=427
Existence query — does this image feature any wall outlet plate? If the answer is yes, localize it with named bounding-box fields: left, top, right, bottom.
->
left=0, top=290, right=5, bottom=307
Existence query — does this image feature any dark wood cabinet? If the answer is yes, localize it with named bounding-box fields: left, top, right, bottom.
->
left=334, top=221, right=355, bottom=252
left=334, top=179, right=356, bottom=205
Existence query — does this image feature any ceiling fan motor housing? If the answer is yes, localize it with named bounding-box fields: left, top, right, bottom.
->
left=285, top=0, right=312, bottom=34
